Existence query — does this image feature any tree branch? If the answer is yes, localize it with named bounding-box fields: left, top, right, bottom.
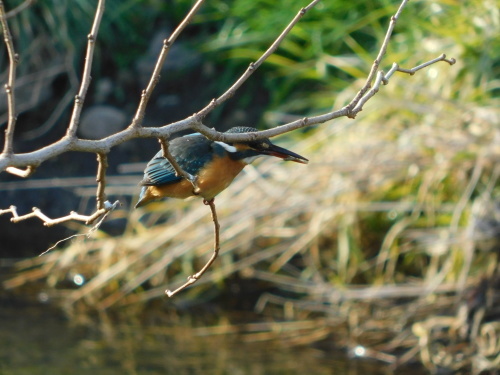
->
left=0, top=0, right=19, bottom=155
left=158, top=137, right=199, bottom=191
left=4, top=200, right=119, bottom=227
left=347, top=0, right=409, bottom=111
left=131, top=0, right=206, bottom=128
left=0, top=0, right=455, bottom=232
left=65, top=0, right=105, bottom=138
left=165, top=198, right=220, bottom=297
left=193, top=0, right=321, bottom=122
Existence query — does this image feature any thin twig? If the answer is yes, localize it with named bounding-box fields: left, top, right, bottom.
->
left=194, top=0, right=321, bottom=122
left=0, top=0, right=456, bottom=229
left=65, top=0, right=106, bottom=138
left=351, top=54, right=456, bottom=115
left=0, top=1, right=19, bottom=155
left=0, top=0, right=456, bottom=169
left=2, top=201, right=119, bottom=227
left=5, top=0, right=35, bottom=19
left=38, top=200, right=119, bottom=256
left=165, top=199, right=220, bottom=297
left=158, top=138, right=199, bottom=190
left=347, top=0, right=410, bottom=113
left=130, top=0, right=206, bottom=128
left=385, top=54, right=456, bottom=80
left=190, top=54, right=455, bottom=143
left=95, top=153, right=108, bottom=211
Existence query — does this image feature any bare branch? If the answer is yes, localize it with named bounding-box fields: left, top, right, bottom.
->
left=130, top=0, right=206, bottom=128
left=385, top=53, right=456, bottom=80
left=347, top=0, right=410, bottom=111
left=0, top=0, right=456, bottom=236
left=38, top=199, right=120, bottom=256
left=194, top=0, right=321, bottom=122
left=95, top=153, right=108, bottom=210
left=0, top=1, right=456, bottom=170
left=65, top=0, right=106, bottom=138
left=5, top=0, right=35, bottom=19
left=187, top=54, right=454, bottom=144
left=1, top=200, right=120, bottom=227
left=158, top=138, right=199, bottom=190
left=165, top=198, right=220, bottom=297
left=0, top=1, right=19, bottom=155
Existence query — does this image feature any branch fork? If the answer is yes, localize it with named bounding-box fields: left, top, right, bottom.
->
left=3, top=200, right=119, bottom=227
left=0, top=0, right=456, bottom=295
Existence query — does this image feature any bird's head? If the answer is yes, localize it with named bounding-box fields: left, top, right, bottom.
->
left=221, top=126, right=309, bottom=165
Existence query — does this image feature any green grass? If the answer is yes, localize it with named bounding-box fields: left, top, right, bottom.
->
left=3, top=0, right=500, bottom=372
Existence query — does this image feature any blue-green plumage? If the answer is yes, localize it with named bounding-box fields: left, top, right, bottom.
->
left=136, top=127, right=308, bottom=208
left=141, top=135, right=224, bottom=187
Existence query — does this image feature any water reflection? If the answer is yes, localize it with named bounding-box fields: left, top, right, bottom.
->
left=1, top=303, right=413, bottom=374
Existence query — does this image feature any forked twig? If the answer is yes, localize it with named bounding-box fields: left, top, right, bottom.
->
left=0, top=0, right=458, bottom=298
left=38, top=200, right=119, bottom=256
left=350, top=54, right=456, bottom=114
left=165, top=198, right=220, bottom=297
left=0, top=0, right=456, bottom=170
left=194, top=0, right=321, bottom=122
left=2, top=200, right=120, bottom=227
left=131, top=0, right=206, bottom=128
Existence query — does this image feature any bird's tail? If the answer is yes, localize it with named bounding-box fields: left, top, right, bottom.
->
left=135, top=186, right=150, bottom=208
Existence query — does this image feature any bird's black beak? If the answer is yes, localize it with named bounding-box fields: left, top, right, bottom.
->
left=261, top=144, right=309, bottom=164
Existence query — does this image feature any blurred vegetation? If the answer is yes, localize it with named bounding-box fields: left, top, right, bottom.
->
left=2, top=0, right=500, bottom=373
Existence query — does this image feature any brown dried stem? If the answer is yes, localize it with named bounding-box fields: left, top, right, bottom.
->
left=165, top=198, right=220, bottom=297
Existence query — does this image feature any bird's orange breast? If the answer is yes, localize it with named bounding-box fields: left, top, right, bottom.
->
left=195, top=156, right=246, bottom=200
left=143, top=156, right=246, bottom=203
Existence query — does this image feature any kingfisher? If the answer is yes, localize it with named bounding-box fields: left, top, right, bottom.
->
left=135, top=126, right=308, bottom=208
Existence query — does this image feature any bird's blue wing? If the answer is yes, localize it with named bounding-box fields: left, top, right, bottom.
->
left=140, top=134, right=215, bottom=186
left=140, top=150, right=180, bottom=186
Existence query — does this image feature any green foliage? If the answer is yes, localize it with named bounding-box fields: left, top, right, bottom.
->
left=4, top=1, right=500, bottom=371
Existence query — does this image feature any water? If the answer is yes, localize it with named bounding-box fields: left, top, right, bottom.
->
left=0, top=301, right=408, bottom=375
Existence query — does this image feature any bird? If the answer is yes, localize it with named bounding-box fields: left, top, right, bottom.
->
left=135, top=126, right=308, bottom=208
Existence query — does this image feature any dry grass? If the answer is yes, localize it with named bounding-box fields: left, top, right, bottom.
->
left=5, top=84, right=499, bottom=371
left=4, top=1, right=500, bottom=371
